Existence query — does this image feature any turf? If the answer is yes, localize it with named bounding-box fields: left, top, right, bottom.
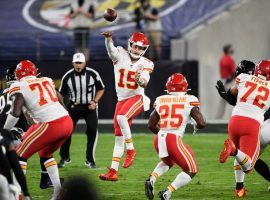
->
left=26, top=133, right=270, bottom=200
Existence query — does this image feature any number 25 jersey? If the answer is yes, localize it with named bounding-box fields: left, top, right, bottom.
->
left=113, top=47, right=154, bottom=101
left=154, top=93, right=200, bottom=137
left=233, top=73, right=270, bottom=123
left=8, top=76, right=68, bottom=123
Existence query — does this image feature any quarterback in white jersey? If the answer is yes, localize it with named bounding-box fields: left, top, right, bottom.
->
left=4, top=60, right=73, bottom=199
left=145, top=73, right=206, bottom=200
left=99, top=31, right=154, bottom=181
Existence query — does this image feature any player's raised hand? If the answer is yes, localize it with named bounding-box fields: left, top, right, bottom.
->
left=216, top=80, right=227, bottom=100
left=101, top=31, right=113, bottom=38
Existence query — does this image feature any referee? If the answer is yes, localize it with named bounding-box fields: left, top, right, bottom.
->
left=58, top=53, right=105, bottom=168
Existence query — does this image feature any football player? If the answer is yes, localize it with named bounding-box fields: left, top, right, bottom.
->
left=145, top=73, right=206, bottom=200
left=216, top=60, right=270, bottom=194
left=99, top=31, right=154, bottom=181
left=4, top=60, right=73, bottom=199
left=0, top=66, right=53, bottom=189
left=219, top=60, right=270, bottom=197
left=0, top=129, right=31, bottom=200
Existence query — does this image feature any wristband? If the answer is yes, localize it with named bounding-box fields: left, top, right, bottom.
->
left=4, top=114, right=19, bottom=130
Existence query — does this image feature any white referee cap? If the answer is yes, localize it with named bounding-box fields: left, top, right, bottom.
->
left=72, top=53, right=86, bottom=63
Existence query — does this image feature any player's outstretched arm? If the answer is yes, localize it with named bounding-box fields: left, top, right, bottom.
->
left=101, top=31, right=120, bottom=62
left=190, top=107, right=206, bottom=129
left=4, top=93, right=24, bottom=130
left=148, top=110, right=160, bottom=134
left=216, top=80, right=237, bottom=106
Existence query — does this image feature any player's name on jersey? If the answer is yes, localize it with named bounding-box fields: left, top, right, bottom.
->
left=160, top=96, right=186, bottom=103
left=25, top=77, right=47, bottom=83
left=251, top=76, right=269, bottom=87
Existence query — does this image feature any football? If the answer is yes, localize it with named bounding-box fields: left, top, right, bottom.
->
left=103, top=8, right=117, bottom=22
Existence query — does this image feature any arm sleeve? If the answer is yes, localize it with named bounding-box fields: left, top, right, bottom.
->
left=186, top=96, right=200, bottom=116
left=105, top=38, right=121, bottom=62
left=59, top=75, right=69, bottom=96
left=8, top=82, right=22, bottom=97
left=94, top=72, right=105, bottom=90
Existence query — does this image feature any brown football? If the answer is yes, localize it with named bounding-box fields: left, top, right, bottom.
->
left=104, top=8, right=117, bottom=22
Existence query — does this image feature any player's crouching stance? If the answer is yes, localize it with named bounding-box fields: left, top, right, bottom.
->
left=145, top=73, right=206, bottom=200
left=219, top=60, right=270, bottom=197
left=99, top=31, right=153, bottom=181
left=4, top=60, right=73, bottom=199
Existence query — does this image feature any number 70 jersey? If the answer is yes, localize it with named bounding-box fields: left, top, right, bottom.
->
left=154, top=93, right=200, bottom=138
left=233, top=73, right=270, bottom=123
left=8, top=76, right=68, bottom=123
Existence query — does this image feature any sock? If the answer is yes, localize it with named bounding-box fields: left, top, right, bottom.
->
left=254, top=158, right=270, bottom=182
left=150, top=161, right=170, bottom=185
left=44, top=158, right=61, bottom=197
left=19, top=160, right=27, bottom=174
left=40, top=157, right=47, bottom=174
left=169, top=171, right=192, bottom=191
left=234, top=159, right=245, bottom=189
left=234, top=149, right=251, bottom=172
left=117, top=115, right=134, bottom=150
left=111, top=136, right=124, bottom=171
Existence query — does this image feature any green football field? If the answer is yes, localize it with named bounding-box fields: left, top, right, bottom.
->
left=26, top=133, right=270, bottom=200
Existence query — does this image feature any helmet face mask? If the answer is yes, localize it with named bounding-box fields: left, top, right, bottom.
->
left=166, top=73, right=188, bottom=93
left=15, top=60, right=37, bottom=80
left=235, top=60, right=255, bottom=77
left=5, top=66, right=16, bottom=86
left=255, top=60, right=270, bottom=81
left=128, top=32, right=149, bottom=59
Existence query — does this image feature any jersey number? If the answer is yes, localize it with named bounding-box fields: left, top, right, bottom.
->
left=118, top=69, right=138, bottom=89
left=240, top=81, right=270, bottom=109
left=0, top=93, right=12, bottom=115
left=29, top=81, right=58, bottom=106
left=159, top=104, right=184, bottom=128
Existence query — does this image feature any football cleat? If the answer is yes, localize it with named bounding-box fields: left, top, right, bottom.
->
left=144, top=176, right=154, bottom=200
left=99, top=168, right=118, bottom=181
left=158, top=189, right=171, bottom=200
left=235, top=187, right=247, bottom=198
left=39, top=172, right=53, bottom=189
left=219, top=139, right=236, bottom=163
left=123, top=149, right=136, bottom=168
left=57, top=158, right=71, bottom=168
left=85, top=160, right=97, bottom=168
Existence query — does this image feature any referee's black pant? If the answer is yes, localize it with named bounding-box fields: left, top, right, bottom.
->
left=59, top=105, right=98, bottom=163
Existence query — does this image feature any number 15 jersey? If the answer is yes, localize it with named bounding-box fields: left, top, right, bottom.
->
left=112, top=47, right=154, bottom=101
left=154, top=93, right=200, bottom=138
left=233, top=73, right=270, bottom=124
left=8, top=76, right=68, bottom=123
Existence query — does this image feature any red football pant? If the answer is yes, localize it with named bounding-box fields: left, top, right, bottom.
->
left=228, top=115, right=260, bottom=169
left=154, top=133, right=198, bottom=173
left=17, top=115, right=73, bottom=159
left=114, top=95, right=143, bottom=136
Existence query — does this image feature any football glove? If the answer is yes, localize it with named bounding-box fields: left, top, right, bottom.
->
left=10, top=127, right=24, bottom=141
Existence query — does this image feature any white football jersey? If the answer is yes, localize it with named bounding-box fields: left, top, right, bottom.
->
left=8, top=76, right=68, bottom=123
left=112, top=47, right=154, bottom=100
left=154, top=93, right=200, bottom=138
left=232, top=74, right=270, bottom=123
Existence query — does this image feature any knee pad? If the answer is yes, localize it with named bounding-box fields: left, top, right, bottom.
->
left=116, top=115, right=128, bottom=128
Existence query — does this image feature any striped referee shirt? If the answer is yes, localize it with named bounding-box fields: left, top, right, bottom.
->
left=59, top=67, right=105, bottom=105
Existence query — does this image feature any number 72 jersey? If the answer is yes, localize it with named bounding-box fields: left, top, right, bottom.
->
left=154, top=94, right=200, bottom=138
left=8, top=76, right=68, bottom=123
left=233, top=73, right=270, bottom=123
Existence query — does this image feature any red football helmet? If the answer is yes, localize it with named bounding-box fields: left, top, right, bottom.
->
left=255, top=60, right=270, bottom=81
left=166, top=73, right=188, bottom=93
left=128, top=32, right=149, bottom=59
left=15, top=60, right=37, bottom=80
